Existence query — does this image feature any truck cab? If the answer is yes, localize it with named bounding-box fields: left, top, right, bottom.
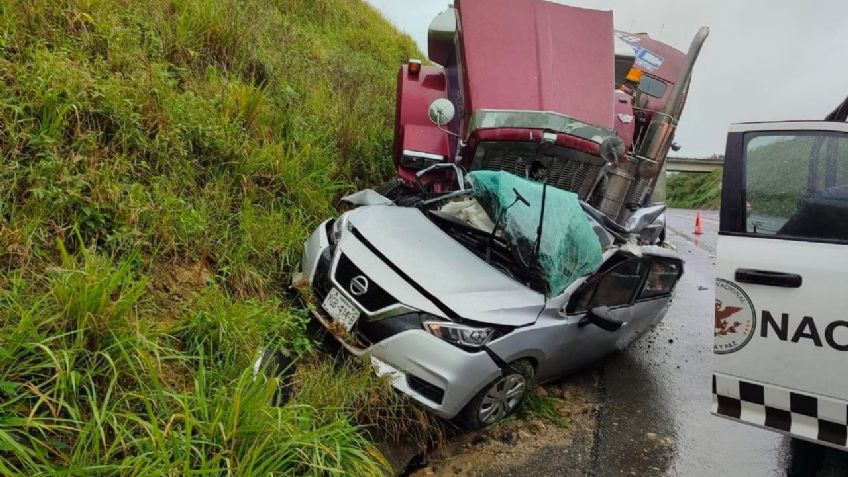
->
left=713, top=120, right=848, bottom=451
left=393, top=0, right=623, bottom=199
left=391, top=0, right=705, bottom=226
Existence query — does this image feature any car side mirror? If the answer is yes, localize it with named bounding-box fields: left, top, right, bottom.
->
left=578, top=306, right=624, bottom=332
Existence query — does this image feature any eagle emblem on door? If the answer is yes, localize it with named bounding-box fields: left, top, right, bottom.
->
left=715, top=300, right=743, bottom=336
left=714, top=279, right=757, bottom=354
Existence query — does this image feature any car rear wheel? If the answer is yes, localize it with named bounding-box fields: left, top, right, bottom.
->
left=457, top=360, right=534, bottom=429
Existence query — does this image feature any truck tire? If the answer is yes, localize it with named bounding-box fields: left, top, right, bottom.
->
left=456, top=359, right=534, bottom=430
left=373, top=178, right=407, bottom=201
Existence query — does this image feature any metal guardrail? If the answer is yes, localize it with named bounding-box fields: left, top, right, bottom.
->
left=666, top=157, right=724, bottom=173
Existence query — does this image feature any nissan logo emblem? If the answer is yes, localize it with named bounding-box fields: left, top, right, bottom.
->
left=349, top=275, right=369, bottom=296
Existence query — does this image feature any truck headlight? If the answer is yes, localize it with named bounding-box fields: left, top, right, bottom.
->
left=400, top=150, right=445, bottom=170
left=424, top=321, right=494, bottom=348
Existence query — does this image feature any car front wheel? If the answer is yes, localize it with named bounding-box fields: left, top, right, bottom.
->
left=457, top=360, right=534, bottom=429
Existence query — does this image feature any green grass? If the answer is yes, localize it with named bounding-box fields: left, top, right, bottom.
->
left=0, top=0, right=423, bottom=474
left=666, top=169, right=722, bottom=210
left=516, top=394, right=571, bottom=429
left=667, top=136, right=848, bottom=212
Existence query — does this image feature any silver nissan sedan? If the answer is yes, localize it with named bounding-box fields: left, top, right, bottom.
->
left=293, top=174, right=683, bottom=428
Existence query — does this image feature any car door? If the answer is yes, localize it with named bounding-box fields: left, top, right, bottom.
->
left=714, top=121, right=848, bottom=447
left=556, top=255, right=650, bottom=372
left=615, top=256, right=683, bottom=349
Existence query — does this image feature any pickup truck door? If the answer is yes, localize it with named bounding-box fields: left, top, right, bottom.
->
left=713, top=121, right=848, bottom=449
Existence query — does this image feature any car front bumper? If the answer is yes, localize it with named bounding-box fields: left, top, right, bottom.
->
left=295, top=222, right=501, bottom=419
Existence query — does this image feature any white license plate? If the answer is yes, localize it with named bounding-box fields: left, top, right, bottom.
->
left=321, top=288, right=360, bottom=330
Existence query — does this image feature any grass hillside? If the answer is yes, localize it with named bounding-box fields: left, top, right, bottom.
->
left=0, top=0, right=424, bottom=474
left=666, top=169, right=722, bottom=210
left=668, top=136, right=848, bottom=212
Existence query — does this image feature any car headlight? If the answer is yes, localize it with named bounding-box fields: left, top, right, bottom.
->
left=424, top=321, right=495, bottom=348
left=329, top=214, right=350, bottom=245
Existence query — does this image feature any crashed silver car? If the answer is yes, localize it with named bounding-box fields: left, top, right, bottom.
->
left=293, top=171, right=683, bottom=428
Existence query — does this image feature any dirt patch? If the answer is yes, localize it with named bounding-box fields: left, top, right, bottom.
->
left=156, top=260, right=213, bottom=292
left=0, top=225, right=31, bottom=269
left=146, top=260, right=214, bottom=328
left=409, top=369, right=601, bottom=477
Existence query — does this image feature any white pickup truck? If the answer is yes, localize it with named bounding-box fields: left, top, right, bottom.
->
left=712, top=112, right=848, bottom=452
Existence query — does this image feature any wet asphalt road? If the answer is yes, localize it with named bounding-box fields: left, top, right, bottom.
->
left=593, top=209, right=848, bottom=477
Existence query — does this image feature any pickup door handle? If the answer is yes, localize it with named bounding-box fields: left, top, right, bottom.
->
left=735, top=269, right=802, bottom=288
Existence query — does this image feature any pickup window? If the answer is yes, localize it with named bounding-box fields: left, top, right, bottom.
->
left=743, top=131, right=848, bottom=241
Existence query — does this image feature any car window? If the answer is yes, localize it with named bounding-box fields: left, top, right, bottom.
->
left=571, top=259, right=648, bottom=313
left=639, top=259, right=682, bottom=300
left=744, top=132, right=848, bottom=241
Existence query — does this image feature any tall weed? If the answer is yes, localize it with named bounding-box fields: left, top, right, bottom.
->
left=0, top=0, right=421, bottom=474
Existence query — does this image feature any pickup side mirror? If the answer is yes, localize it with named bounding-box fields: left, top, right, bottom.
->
left=578, top=306, right=624, bottom=332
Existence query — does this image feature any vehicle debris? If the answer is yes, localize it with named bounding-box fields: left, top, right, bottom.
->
left=382, top=0, right=709, bottom=230
left=288, top=0, right=707, bottom=428
left=293, top=170, right=684, bottom=427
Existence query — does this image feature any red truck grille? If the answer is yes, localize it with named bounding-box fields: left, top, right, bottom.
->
left=470, top=141, right=604, bottom=199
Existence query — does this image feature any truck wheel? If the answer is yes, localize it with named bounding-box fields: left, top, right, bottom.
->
left=457, top=360, right=534, bottom=430
left=373, top=178, right=407, bottom=201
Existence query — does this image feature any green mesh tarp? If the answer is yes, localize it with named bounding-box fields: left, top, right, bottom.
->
left=468, top=170, right=603, bottom=296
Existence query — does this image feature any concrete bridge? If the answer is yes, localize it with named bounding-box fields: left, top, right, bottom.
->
left=665, top=156, right=724, bottom=173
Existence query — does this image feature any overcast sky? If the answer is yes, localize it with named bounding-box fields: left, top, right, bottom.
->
left=365, top=0, right=848, bottom=157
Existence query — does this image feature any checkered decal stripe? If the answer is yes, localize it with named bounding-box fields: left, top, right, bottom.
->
left=712, top=374, right=848, bottom=448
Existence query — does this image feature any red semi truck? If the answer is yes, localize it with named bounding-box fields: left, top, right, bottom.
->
left=383, top=0, right=708, bottom=224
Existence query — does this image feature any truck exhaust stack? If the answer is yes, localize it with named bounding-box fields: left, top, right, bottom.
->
left=600, top=27, right=710, bottom=222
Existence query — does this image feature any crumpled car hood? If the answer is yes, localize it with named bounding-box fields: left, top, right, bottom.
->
left=344, top=206, right=544, bottom=326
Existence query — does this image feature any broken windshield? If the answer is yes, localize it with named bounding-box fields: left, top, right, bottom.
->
left=467, top=171, right=604, bottom=296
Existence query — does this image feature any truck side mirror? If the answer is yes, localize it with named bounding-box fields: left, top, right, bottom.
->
left=671, top=142, right=682, bottom=152
left=428, top=98, right=455, bottom=126
left=427, top=8, right=456, bottom=66
left=578, top=306, right=624, bottom=332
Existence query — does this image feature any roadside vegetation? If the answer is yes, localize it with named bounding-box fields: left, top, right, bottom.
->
left=517, top=394, right=572, bottom=429
left=667, top=169, right=722, bottom=210
left=0, top=0, right=427, bottom=474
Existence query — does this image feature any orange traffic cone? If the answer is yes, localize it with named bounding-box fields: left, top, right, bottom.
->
left=694, top=211, right=703, bottom=235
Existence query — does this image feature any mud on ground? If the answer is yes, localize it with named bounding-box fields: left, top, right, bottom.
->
left=406, top=367, right=602, bottom=477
